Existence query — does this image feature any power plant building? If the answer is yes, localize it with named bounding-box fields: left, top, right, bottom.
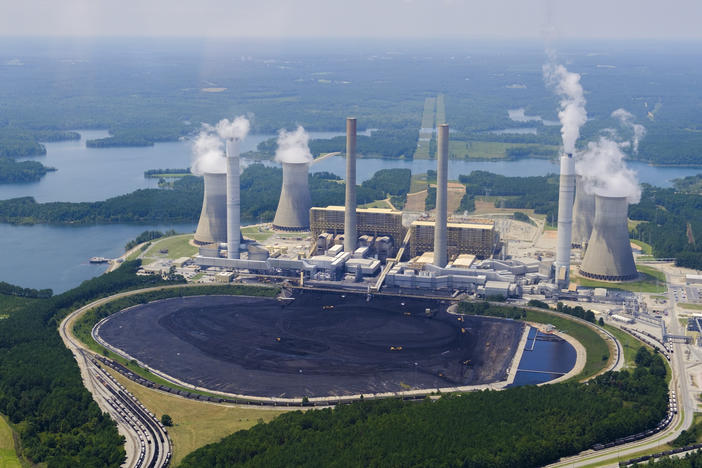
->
left=409, top=219, right=496, bottom=259
left=310, top=206, right=405, bottom=253
left=579, top=195, right=638, bottom=281
left=273, top=162, right=312, bottom=231
left=194, top=172, right=227, bottom=245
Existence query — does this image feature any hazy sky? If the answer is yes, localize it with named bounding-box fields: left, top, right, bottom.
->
left=2, top=0, right=701, bottom=40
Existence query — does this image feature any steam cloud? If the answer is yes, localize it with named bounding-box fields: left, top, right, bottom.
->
left=611, top=108, right=646, bottom=153
left=274, top=126, right=313, bottom=164
left=215, top=116, right=251, bottom=141
left=190, top=116, right=250, bottom=175
left=190, top=125, right=224, bottom=175
left=543, top=63, right=587, bottom=154
left=575, top=137, right=641, bottom=204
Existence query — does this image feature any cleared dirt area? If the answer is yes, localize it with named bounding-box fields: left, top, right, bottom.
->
left=405, top=190, right=428, bottom=212
left=99, top=293, right=524, bottom=398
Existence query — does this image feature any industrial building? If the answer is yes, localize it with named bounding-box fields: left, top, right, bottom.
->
left=579, top=195, right=638, bottom=281
left=409, top=219, right=496, bottom=259
left=310, top=206, right=405, bottom=253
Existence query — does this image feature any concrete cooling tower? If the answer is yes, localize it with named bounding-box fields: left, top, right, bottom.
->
left=273, top=162, right=312, bottom=231
left=194, top=172, right=227, bottom=245
left=579, top=194, right=638, bottom=281
left=571, top=176, right=595, bottom=248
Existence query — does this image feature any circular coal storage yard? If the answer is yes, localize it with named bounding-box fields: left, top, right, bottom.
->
left=98, top=292, right=525, bottom=398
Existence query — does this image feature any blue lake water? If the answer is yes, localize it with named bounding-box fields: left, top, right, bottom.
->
left=511, top=327, right=577, bottom=386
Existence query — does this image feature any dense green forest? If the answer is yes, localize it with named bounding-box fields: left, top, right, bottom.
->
left=459, top=171, right=560, bottom=221
left=0, top=281, right=52, bottom=298
left=0, top=157, right=56, bottom=183
left=0, top=260, right=184, bottom=466
left=673, top=174, right=702, bottom=193
left=0, top=166, right=410, bottom=225
left=629, top=185, right=702, bottom=269
left=180, top=346, right=667, bottom=468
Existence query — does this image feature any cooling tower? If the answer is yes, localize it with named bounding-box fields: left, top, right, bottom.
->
left=226, top=139, right=241, bottom=259
left=433, top=124, right=449, bottom=267
left=273, top=162, right=312, bottom=231
left=554, top=152, right=575, bottom=287
left=344, top=117, right=357, bottom=253
left=579, top=194, right=638, bottom=281
left=194, top=172, right=227, bottom=245
left=571, top=175, right=595, bottom=248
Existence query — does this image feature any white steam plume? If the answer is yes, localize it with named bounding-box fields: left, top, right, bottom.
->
left=576, top=137, right=641, bottom=204
left=543, top=63, right=587, bottom=154
left=611, top=108, right=646, bottom=153
left=215, top=116, right=250, bottom=141
left=190, top=125, right=225, bottom=176
left=274, top=126, right=313, bottom=164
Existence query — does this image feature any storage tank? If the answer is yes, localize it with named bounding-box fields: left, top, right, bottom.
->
left=579, top=194, right=638, bottom=281
left=273, top=162, right=312, bottom=231
left=194, top=172, right=227, bottom=245
left=572, top=175, right=595, bottom=248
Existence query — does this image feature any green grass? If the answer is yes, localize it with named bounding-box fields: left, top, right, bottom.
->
left=0, top=415, right=20, bottom=468
left=0, top=295, right=40, bottom=317
left=680, top=303, right=702, bottom=311
left=448, top=141, right=558, bottom=160
left=603, top=325, right=643, bottom=369
left=141, top=234, right=197, bottom=265
left=523, top=309, right=610, bottom=381
left=241, top=226, right=273, bottom=242
left=631, top=239, right=653, bottom=255
left=409, top=173, right=432, bottom=193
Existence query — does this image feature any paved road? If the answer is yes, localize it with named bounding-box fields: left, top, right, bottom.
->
left=59, top=286, right=179, bottom=468
left=548, top=267, right=691, bottom=467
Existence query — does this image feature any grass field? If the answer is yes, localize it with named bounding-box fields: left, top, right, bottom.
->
left=448, top=141, right=558, bottom=160
left=141, top=234, right=197, bottom=265
left=631, top=239, right=653, bottom=255
left=0, top=295, right=39, bottom=318
left=523, top=309, right=611, bottom=382
left=109, top=371, right=288, bottom=465
left=0, top=415, right=20, bottom=468
left=680, top=303, right=702, bottom=311
left=604, top=325, right=644, bottom=369
left=241, top=225, right=273, bottom=242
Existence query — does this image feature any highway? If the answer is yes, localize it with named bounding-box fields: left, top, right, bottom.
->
left=59, top=287, right=179, bottom=468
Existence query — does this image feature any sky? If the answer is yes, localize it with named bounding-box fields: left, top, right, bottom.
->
left=1, top=0, right=701, bottom=40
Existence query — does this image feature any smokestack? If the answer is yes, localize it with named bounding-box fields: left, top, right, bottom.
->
left=226, top=139, right=241, bottom=259
left=344, top=117, right=357, bottom=253
left=433, top=124, right=449, bottom=267
left=273, top=162, right=312, bottom=231
left=194, top=172, right=227, bottom=245
left=554, top=152, right=575, bottom=287
left=579, top=195, right=638, bottom=281
left=571, top=175, right=595, bottom=249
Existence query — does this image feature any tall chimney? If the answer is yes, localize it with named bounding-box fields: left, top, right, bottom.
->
left=344, top=117, right=357, bottom=253
left=433, top=124, right=449, bottom=267
left=554, top=152, right=575, bottom=287
left=226, top=139, right=241, bottom=259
